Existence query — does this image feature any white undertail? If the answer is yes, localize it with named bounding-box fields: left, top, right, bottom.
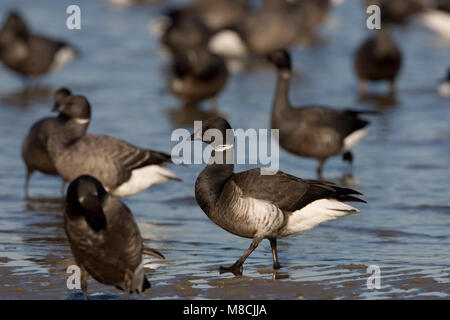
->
left=113, top=165, right=179, bottom=197
left=279, top=199, right=360, bottom=237
left=342, top=128, right=369, bottom=153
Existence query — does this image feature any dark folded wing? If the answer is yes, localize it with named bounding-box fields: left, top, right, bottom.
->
left=86, top=134, right=172, bottom=172
left=230, top=168, right=365, bottom=212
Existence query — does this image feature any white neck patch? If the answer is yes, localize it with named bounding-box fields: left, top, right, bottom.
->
left=74, top=118, right=90, bottom=124
left=212, top=144, right=234, bottom=152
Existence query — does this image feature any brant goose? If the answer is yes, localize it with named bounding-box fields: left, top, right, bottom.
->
left=152, top=0, right=249, bottom=55
left=418, top=5, right=450, bottom=40
left=170, top=46, right=228, bottom=108
left=110, top=0, right=165, bottom=7
left=208, top=6, right=300, bottom=60
left=262, top=0, right=331, bottom=44
left=365, top=0, right=425, bottom=24
left=157, top=10, right=212, bottom=56
left=157, top=0, right=249, bottom=33
left=438, top=68, right=450, bottom=98
left=268, top=50, right=370, bottom=177
left=190, top=117, right=365, bottom=275
left=47, top=95, right=180, bottom=197
left=22, top=88, right=73, bottom=198
left=0, top=12, right=78, bottom=81
left=64, top=175, right=164, bottom=299
left=354, top=10, right=402, bottom=94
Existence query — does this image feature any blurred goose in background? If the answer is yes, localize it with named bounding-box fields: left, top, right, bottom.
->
left=64, top=175, right=164, bottom=300
left=190, top=117, right=365, bottom=275
left=151, top=0, right=249, bottom=55
left=109, top=0, right=165, bottom=7
left=438, top=67, right=450, bottom=98
left=366, top=0, right=426, bottom=24
left=262, top=0, right=331, bottom=45
left=436, top=0, right=450, bottom=12
left=0, top=11, right=78, bottom=84
left=208, top=6, right=300, bottom=61
left=22, top=88, right=72, bottom=198
left=47, top=95, right=180, bottom=197
left=157, top=10, right=212, bottom=56
left=268, top=50, right=370, bottom=177
left=417, top=0, right=450, bottom=40
left=153, top=0, right=249, bottom=34
left=354, top=10, right=402, bottom=95
left=170, top=46, right=228, bottom=108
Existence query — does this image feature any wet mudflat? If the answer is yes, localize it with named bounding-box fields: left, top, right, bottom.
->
left=0, top=0, right=449, bottom=299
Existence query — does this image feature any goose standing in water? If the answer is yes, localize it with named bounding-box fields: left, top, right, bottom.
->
left=22, top=88, right=72, bottom=198
left=438, top=67, right=450, bottom=99
left=0, top=11, right=78, bottom=83
left=190, top=117, right=365, bottom=275
left=47, top=95, right=180, bottom=197
left=354, top=11, right=402, bottom=95
left=170, top=46, right=228, bottom=109
left=268, top=50, right=370, bottom=178
left=64, top=175, right=164, bottom=299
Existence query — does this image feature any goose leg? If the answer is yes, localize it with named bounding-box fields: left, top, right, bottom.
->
left=210, top=96, right=219, bottom=111
left=316, top=159, right=325, bottom=180
left=270, top=238, right=281, bottom=269
left=24, top=169, right=32, bottom=199
left=219, top=238, right=262, bottom=276
left=61, top=180, right=67, bottom=197
left=80, top=266, right=89, bottom=300
left=342, top=151, right=353, bottom=164
left=359, top=80, right=368, bottom=96
left=389, top=80, right=396, bottom=95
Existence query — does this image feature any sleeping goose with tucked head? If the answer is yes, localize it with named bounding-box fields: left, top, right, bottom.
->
left=0, top=11, right=78, bottom=82
left=267, top=50, right=371, bottom=178
left=190, top=117, right=365, bottom=275
left=21, top=88, right=72, bottom=198
left=47, top=95, right=180, bottom=197
left=64, top=175, right=164, bottom=299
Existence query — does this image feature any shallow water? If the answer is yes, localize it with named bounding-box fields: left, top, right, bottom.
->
left=0, top=0, right=449, bottom=300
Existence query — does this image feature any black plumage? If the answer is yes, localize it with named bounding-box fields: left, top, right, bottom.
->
left=64, top=175, right=164, bottom=299
left=170, top=46, right=228, bottom=108
left=0, top=11, right=78, bottom=80
left=354, top=19, right=402, bottom=94
left=21, top=88, right=72, bottom=198
left=268, top=50, right=370, bottom=177
left=191, top=117, right=365, bottom=275
left=47, top=95, right=180, bottom=197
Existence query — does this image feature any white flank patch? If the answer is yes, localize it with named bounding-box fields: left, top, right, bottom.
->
left=73, top=118, right=90, bottom=125
left=280, top=199, right=359, bottom=237
left=149, top=15, right=170, bottom=38
left=342, top=128, right=369, bottom=153
left=208, top=30, right=248, bottom=58
left=113, top=165, right=178, bottom=197
left=418, top=10, right=450, bottom=40
left=50, top=47, right=77, bottom=72
left=109, top=0, right=134, bottom=7
left=438, top=81, right=450, bottom=99
left=171, top=78, right=184, bottom=93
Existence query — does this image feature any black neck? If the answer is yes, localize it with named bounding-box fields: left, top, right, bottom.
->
left=271, top=69, right=294, bottom=126
left=47, top=119, right=89, bottom=153
left=195, top=148, right=235, bottom=216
